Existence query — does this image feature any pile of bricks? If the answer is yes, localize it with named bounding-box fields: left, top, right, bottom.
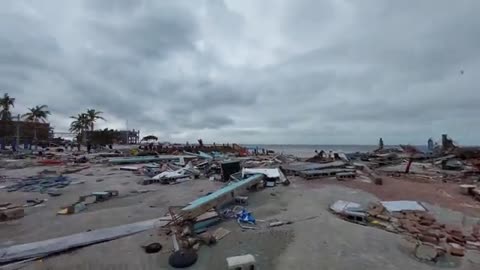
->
left=396, top=212, right=480, bottom=257
left=367, top=203, right=480, bottom=258
left=459, top=184, right=480, bottom=201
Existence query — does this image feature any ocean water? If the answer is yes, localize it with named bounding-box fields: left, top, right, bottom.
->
left=245, top=144, right=431, bottom=158
left=245, top=144, right=379, bottom=158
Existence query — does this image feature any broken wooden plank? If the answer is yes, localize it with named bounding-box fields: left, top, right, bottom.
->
left=0, top=218, right=170, bottom=264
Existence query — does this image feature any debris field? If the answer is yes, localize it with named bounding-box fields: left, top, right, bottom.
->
left=0, top=135, right=480, bottom=269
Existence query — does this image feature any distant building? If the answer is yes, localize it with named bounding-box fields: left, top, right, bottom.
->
left=427, top=138, right=434, bottom=151
left=0, top=120, right=51, bottom=145
left=441, top=134, right=455, bottom=151
left=116, top=129, right=140, bottom=144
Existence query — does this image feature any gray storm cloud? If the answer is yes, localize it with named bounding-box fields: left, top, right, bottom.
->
left=1, top=0, right=479, bottom=145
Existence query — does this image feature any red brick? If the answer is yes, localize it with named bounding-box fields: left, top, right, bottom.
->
left=451, top=235, right=466, bottom=244
left=446, top=229, right=464, bottom=238
left=419, top=235, right=440, bottom=245
left=423, top=230, right=443, bottom=239
left=399, top=219, right=412, bottom=229
left=419, top=219, right=435, bottom=226
left=415, top=224, right=431, bottom=232
left=473, top=224, right=480, bottom=235
left=405, top=225, right=421, bottom=234
left=466, top=241, right=480, bottom=250
left=446, top=235, right=465, bottom=245
left=449, top=243, right=465, bottom=257
left=418, top=213, right=436, bottom=223
left=465, top=235, right=477, bottom=242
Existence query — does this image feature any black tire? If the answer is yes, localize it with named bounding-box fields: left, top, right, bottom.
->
left=168, top=249, right=198, bottom=268
left=143, top=242, right=162, bottom=254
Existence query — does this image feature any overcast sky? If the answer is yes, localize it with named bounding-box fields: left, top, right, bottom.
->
left=1, top=0, right=479, bottom=145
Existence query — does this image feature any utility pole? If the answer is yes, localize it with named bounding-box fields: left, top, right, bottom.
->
left=16, top=114, right=20, bottom=147
left=125, top=120, right=129, bottom=144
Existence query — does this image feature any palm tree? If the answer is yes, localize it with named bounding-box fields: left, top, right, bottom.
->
left=22, top=105, right=51, bottom=149
left=22, top=105, right=51, bottom=122
left=0, top=93, right=15, bottom=120
left=70, top=113, right=90, bottom=144
left=85, top=109, right=105, bottom=131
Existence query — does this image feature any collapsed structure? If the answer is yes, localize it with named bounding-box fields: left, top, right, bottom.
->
left=1, top=133, right=480, bottom=268
left=330, top=199, right=480, bottom=259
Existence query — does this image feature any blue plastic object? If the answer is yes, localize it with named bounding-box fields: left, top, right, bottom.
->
left=237, top=209, right=256, bottom=224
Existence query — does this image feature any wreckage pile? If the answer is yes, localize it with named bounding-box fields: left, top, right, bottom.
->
left=2, top=134, right=480, bottom=268
left=0, top=144, right=293, bottom=268
left=330, top=199, right=480, bottom=261
left=114, top=151, right=291, bottom=187
left=58, top=190, right=119, bottom=215
left=355, top=135, right=480, bottom=185
left=5, top=175, right=71, bottom=193
left=459, top=184, right=480, bottom=201
left=282, top=160, right=356, bottom=180
left=0, top=173, right=274, bottom=268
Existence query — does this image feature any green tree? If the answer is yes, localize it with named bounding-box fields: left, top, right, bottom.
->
left=89, top=128, right=122, bottom=145
left=141, top=135, right=158, bottom=141
left=69, top=113, right=90, bottom=144
left=22, top=105, right=50, bottom=122
left=0, top=93, right=15, bottom=121
left=22, top=105, right=51, bottom=149
left=85, top=109, right=105, bottom=131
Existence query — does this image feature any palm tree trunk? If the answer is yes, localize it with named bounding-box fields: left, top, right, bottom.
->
left=82, top=129, right=87, bottom=145
left=33, top=124, right=38, bottom=150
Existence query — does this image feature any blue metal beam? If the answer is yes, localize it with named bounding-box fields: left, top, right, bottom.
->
left=180, top=174, right=264, bottom=220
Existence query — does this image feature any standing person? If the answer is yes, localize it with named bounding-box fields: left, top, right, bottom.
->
left=77, top=143, right=81, bottom=152
left=11, top=139, right=17, bottom=152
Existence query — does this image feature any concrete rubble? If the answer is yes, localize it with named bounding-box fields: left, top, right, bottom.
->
left=1, top=134, right=480, bottom=268
left=57, top=190, right=119, bottom=215
left=330, top=199, right=480, bottom=262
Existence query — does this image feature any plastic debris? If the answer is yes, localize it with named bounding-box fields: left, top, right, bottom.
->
left=227, top=254, right=256, bottom=270
left=212, top=227, right=231, bottom=241
left=237, top=209, right=256, bottom=224
left=269, top=221, right=285, bottom=227
left=5, top=175, right=71, bottom=193
left=57, top=190, right=119, bottom=215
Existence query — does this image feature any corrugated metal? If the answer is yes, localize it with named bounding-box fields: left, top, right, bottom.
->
left=381, top=201, right=426, bottom=212
left=282, top=161, right=346, bottom=172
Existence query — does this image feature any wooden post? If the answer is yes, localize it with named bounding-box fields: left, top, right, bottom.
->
left=405, top=158, right=413, bottom=173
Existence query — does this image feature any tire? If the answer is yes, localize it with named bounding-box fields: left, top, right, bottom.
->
left=168, top=249, right=198, bottom=268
